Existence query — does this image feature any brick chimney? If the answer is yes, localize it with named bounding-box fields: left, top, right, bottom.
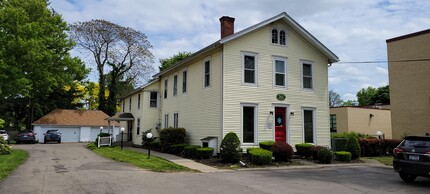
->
left=220, top=16, right=235, bottom=39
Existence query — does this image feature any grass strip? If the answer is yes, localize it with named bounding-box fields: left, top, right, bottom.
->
left=92, top=146, right=192, bottom=172
left=364, top=156, right=393, bottom=166
left=0, top=149, right=28, bottom=180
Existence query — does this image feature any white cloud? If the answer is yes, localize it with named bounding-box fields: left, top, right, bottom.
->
left=50, top=0, right=430, bottom=99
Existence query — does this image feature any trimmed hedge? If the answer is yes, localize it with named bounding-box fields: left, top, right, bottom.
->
left=318, top=148, right=333, bottom=164
left=247, top=147, right=259, bottom=154
left=331, top=138, right=348, bottom=151
left=335, top=151, right=352, bottom=162
left=196, top=147, right=214, bottom=159
left=346, top=137, right=361, bottom=160
left=249, top=148, right=272, bottom=165
left=170, top=144, right=188, bottom=155
left=183, top=145, right=201, bottom=158
left=295, top=143, right=313, bottom=158
left=331, top=131, right=372, bottom=139
left=148, top=141, right=161, bottom=151
left=311, top=146, right=324, bottom=160
left=259, top=141, right=275, bottom=151
left=220, top=132, right=242, bottom=163
left=358, top=138, right=402, bottom=156
left=159, top=127, right=186, bottom=152
left=271, top=141, right=293, bottom=162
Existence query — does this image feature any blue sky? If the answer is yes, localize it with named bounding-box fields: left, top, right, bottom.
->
left=52, top=0, right=430, bottom=101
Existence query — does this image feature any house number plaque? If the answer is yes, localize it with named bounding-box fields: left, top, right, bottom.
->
left=276, top=93, right=286, bottom=101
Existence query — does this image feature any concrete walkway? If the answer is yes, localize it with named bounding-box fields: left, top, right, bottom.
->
left=126, top=147, right=391, bottom=173
left=126, top=147, right=230, bottom=173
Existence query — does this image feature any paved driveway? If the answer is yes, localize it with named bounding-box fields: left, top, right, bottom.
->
left=1, top=143, right=429, bottom=194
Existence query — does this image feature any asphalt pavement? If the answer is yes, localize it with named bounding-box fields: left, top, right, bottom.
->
left=1, top=143, right=429, bottom=194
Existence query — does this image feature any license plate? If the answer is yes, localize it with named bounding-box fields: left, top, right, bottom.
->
left=23, top=135, right=27, bottom=138
left=409, top=155, right=420, bottom=161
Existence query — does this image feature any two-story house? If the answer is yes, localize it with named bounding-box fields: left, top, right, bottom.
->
left=119, top=12, right=339, bottom=151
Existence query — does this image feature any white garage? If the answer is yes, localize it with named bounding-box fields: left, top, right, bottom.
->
left=32, top=109, right=119, bottom=142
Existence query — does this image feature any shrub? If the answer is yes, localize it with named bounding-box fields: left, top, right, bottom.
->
left=383, top=139, right=402, bottom=155
left=159, top=127, right=186, bottom=152
left=311, top=146, right=324, bottom=160
left=246, top=147, right=259, bottom=154
left=148, top=141, right=161, bottom=151
left=169, top=144, right=188, bottom=155
left=346, top=137, right=361, bottom=159
left=0, top=143, right=12, bottom=155
left=295, top=143, right=313, bottom=158
left=259, top=141, right=275, bottom=151
left=141, top=129, right=154, bottom=146
left=358, top=138, right=382, bottom=157
left=220, top=132, right=242, bottom=163
left=196, top=147, right=214, bottom=159
left=331, top=138, right=348, bottom=151
left=86, top=142, right=97, bottom=150
left=331, top=131, right=372, bottom=139
left=317, top=147, right=333, bottom=164
left=183, top=145, right=201, bottom=158
left=335, top=151, right=352, bottom=162
left=271, top=141, right=293, bottom=162
left=249, top=148, right=272, bottom=165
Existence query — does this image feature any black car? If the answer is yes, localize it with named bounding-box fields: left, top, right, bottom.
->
left=393, top=136, right=430, bottom=182
left=44, top=130, right=61, bottom=144
left=15, top=131, right=36, bottom=144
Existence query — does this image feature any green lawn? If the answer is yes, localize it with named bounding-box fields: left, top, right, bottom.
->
left=91, top=146, right=193, bottom=172
left=0, top=149, right=28, bottom=180
left=364, top=156, right=393, bottom=166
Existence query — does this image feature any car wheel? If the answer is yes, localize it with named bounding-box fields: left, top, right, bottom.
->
left=16, top=141, right=20, bottom=144
left=44, top=141, right=47, bottom=144
left=399, top=172, right=417, bottom=183
left=58, top=140, right=61, bottom=144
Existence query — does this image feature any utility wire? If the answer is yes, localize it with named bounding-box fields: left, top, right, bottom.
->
left=337, top=58, right=430, bottom=64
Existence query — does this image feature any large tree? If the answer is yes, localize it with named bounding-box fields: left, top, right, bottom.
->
left=356, top=85, right=389, bottom=106
left=0, top=0, right=88, bottom=129
left=70, top=20, right=154, bottom=116
left=328, top=90, right=343, bottom=107
left=159, top=51, right=192, bottom=71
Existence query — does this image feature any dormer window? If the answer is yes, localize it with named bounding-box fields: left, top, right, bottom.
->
left=271, top=28, right=287, bottom=46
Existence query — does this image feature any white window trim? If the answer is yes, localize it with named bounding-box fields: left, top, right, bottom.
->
left=302, top=107, right=316, bottom=144
left=149, top=91, right=158, bottom=108
left=241, top=103, right=258, bottom=145
left=241, top=52, right=258, bottom=86
left=173, top=74, right=178, bottom=96
left=173, top=113, right=179, bottom=128
left=273, top=56, right=288, bottom=88
left=270, top=28, right=288, bottom=47
left=164, top=78, right=168, bottom=99
left=136, top=118, right=141, bottom=136
left=203, top=58, right=211, bottom=88
left=164, top=114, right=169, bottom=128
left=301, top=60, right=314, bottom=91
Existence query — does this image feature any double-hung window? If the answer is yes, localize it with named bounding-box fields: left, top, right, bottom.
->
left=242, top=104, right=257, bottom=144
left=129, top=98, right=132, bottom=111
left=303, top=109, right=315, bottom=143
left=173, top=75, right=178, bottom=96
left=164, top=79, right=168, bottom=98
left=273, top=57, right=287, bottom=87
left=302, top=61, right=313, bottom=90
left=137, top=94, right=141, bottom=109
left=137, top=118, right=140, bottom=135
left=164, top=114, right=169, bottom=128
left=242, top=52, right=258, bottom=85
left=173, top=113, right=179, bottom=128
left=150, top=92, right=158, bottom=108
left=182, top=71, right=187, bottom=93
left=204, top=60, right=210, bottom=87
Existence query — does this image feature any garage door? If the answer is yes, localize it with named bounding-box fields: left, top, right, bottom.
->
left=57, top=128, right=80, bottom=142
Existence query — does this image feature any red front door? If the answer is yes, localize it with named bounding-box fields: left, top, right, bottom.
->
left=275, top=107, right=287, bottom=142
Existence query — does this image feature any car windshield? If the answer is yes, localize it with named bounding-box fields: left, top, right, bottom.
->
left=402, top=140, right=430, bottom=148
left=47, top=130, right=59, bottom=134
